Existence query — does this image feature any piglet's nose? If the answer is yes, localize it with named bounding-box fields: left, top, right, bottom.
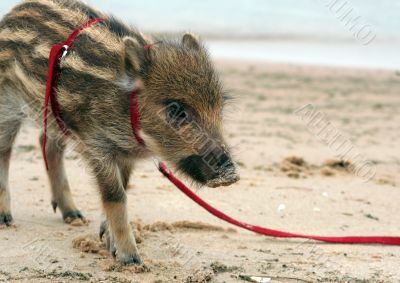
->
left=203, top=146, right=231, bottom=172
left=203, top=146, right=240, bottom=188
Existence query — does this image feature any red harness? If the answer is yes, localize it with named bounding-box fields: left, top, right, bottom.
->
left=43, top=19, right=400, bottom=246
left=43, top=18, right=106, bottom=170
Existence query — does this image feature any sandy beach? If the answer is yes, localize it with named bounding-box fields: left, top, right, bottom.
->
left=0, top=60, right=399, bottom=282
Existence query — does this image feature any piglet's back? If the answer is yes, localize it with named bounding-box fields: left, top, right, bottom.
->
left=0, top=0, right=144, bottom=105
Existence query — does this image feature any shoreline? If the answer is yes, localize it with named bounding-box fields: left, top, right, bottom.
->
left=214, top=59, right=399, bottom=77
left=208, top=39, right=400, bottom=71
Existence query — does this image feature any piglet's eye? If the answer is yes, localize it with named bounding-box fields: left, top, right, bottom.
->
left=165, top=102, right=189, bottom=128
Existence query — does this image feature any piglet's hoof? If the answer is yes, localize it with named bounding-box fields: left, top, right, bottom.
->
left=0, top=213, right=13, bottom=228
left=100, top=221, right=142, bottom=265
left=117, top=253, right=142, bottom=265
left=63, top=210, right=87, bottom=226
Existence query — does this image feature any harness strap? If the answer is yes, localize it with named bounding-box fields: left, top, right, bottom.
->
left=144, top=41, right=163, bottom=50
left=130, top=89, right=145, bottom=146
left=43, top=18, right=106, bottom=170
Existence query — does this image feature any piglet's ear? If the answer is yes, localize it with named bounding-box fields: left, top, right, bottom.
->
left=182, top=33, right=201, bottom=50
left=123, top=36, right=146, bottom=74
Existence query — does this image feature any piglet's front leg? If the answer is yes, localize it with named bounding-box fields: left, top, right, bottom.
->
left=91, top=157, right=141, bottom=265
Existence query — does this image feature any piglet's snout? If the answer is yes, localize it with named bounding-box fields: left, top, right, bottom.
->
left=203, top=148, right=240, bottom=188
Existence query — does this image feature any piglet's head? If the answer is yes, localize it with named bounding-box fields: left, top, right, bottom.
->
left=123, top=33, right=240, bottom=187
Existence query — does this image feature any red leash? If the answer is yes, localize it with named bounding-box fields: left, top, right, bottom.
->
left=157, top=162, right=400, bottom=245
left=44, top=19, right=400, bottom=246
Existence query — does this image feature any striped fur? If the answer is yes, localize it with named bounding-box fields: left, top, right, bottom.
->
left=0, top=0, right=238, bottom=264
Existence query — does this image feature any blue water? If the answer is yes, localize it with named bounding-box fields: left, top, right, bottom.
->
left=1, top=0, right=399, bottom=69
left=85, top=1, right=400, bottom=41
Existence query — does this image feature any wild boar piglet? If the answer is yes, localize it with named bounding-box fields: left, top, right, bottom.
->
left=0, top=0, right=239, bottom=264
